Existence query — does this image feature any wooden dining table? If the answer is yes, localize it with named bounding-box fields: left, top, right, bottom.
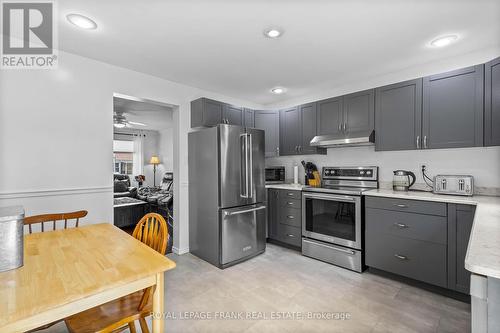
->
left=0, top=223, right=176, bottom=332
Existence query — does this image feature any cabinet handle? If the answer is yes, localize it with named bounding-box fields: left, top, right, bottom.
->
left=276, top=146, right=279, bottom=154
left=287, top=234, right=295, bottom=238
left=416, top=135, right=420, bottom=149
left=287, top=202, right=294, bottom=206
left=287, top=215, right=295, bottom=219
left=338, top=123, right=342, bottom=131
left=343, top=122, right=347, bottom=131
left=394, top=204, right=408, bottom=208
left=287, top=193, right=294, bottom=196
left=394, top=223, right=408, bottom=228
left=424, top=135, right=427, bottom=149
left=299, top=145, right=302, bottom=152
left=394, top=254, right=408, bottom=260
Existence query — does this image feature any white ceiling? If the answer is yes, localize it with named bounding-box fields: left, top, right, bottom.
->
left=114, top=96, right=173, bottom=131
left=60, top=0, right=500, bottom=105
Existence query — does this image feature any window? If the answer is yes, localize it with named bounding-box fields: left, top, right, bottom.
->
left=113, top=140, right=134, bottom=175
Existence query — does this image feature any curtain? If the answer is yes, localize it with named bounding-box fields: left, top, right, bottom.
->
left=132, top=132, right=144, bottom=184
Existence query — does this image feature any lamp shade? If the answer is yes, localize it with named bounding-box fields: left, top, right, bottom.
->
left=149, top=156, right=160, bottom=165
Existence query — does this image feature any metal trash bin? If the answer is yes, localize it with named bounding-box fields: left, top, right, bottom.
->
left=0, top=206, right=24, bottom=272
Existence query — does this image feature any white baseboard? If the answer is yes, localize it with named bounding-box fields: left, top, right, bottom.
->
left=172, top=246, right=189, bottom=255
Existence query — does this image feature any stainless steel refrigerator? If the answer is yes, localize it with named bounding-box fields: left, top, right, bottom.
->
left=188, top=124, right=266, bottom=268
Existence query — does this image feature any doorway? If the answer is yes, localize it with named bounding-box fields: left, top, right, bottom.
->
left=112, top=93, right=175, bottom=253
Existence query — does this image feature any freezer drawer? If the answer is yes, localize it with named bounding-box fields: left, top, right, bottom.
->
left=220, top=204, right=266, bottom=265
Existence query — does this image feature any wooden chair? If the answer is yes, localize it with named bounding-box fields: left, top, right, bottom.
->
left=24, top=210, right=88, bottom=234
left=65, top=213, right=169, bottom=333
left=23, top=210, right=88, bottom=333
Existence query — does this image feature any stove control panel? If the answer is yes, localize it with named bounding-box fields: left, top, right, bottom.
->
left=323, top=166, right=378, bottom=181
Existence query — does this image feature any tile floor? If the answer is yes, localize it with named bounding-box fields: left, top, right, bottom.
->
left=45, top=243, right=470, bottom=333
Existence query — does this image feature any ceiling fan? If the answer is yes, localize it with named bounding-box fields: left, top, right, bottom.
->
left=113, top=111, right=147, bottom=128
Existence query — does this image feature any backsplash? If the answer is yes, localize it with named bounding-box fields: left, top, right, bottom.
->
left=266, top=145, right=500, bottom=195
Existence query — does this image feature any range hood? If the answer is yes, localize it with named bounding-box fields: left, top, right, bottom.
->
left=310, top=130, right=375, bottom=148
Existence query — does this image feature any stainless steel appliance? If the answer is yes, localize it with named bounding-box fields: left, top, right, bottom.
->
left=302, top=166, right=379, bottom=272
left=433, top=175, right=474, bottom=196
left=189, top=124, right=266, bottom=268
left=265, top=166, right=285, bottom=184
left=392, top=170, right=416, bottom=191
left=310, top=130, right=375, bottom=148
left=0, top=206, right=24, bottom=272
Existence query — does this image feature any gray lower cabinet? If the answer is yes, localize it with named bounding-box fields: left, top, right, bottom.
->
left=254, top=110, right=280, bottom=157
left=267, top=189, right=279, bottom=240
left=279, top=107, right=301, bottom=155
left=191, top=98, right=224, bottom=127
left=448, top=204, right=475, bottom=294
left=485, top=56, right=500, bottom=146
left=365, top=196, right=475, bottom=293
left=375, top=79, right=423, bottom=151
left=243, top=108, right=255, bottom=128
left=423, top=65, right=484, bottom=149
left=343, top=89, right=375, bottom=133
left=267, top=188, right=302, bottom=248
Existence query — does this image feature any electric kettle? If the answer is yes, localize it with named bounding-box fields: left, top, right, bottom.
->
left=393, top=170, right=416, bottom=191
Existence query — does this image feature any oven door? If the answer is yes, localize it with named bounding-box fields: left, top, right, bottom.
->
left=302, top=192, right=362, bottom=249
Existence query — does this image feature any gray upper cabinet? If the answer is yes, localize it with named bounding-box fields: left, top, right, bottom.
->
left=343, top=89, right=375, bottom=133
left=279, top=107, right=301, bottom=155
left=243, top=108, right=255, bottom=128
left=191, top=98, right=224, bottom=127
left=299, top=103, right=318, bottom=154
left=485, top=57, right=500, bottom=146
left=223, top=104, right=243, bottom=126
left=423, top=65, right=484, bottom=149
left=375, top=79, right=423, bottom=151
left=254, top=110, right=280, bottom=157
left=317, top=97, right=343, bottom=135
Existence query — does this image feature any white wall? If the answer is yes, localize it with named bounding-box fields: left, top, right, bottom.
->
left=266, top=145, right=500, bottom=194
left=157, top=128, right=174, bottom=178
left=0, top=50, right=261, bottom=254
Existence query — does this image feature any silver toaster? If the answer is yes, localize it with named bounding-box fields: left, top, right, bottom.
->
left=433, top=175, right=474, bottom=196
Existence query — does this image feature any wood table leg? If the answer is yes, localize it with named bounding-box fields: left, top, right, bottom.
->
left=152, top=272, right=164, bottom=333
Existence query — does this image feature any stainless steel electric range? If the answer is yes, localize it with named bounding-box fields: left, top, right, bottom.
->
left=301, top=166, right=379, bottom=272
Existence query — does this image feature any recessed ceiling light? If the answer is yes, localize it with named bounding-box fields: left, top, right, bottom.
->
left=264, top=28, right=283, bottom=39
left=271, top=87, right=285, bottom=94
left=66, top=14, right=98, bottom=30
left=429, top=34, right=458, bottom=48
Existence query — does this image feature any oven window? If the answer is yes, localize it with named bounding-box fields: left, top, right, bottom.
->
left=305, top=198, right=356, bottom=241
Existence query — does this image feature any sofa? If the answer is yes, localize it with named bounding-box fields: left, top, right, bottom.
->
left=113, top=174, right=137, bottom=198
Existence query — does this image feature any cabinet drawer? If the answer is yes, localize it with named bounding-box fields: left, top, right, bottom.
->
left=366, top=208, right=447, bottom=244
left=280, top=198, right=301, bottom=209
left=279, top=189, right=301, bottom=200
left=279, top=207, right=302, bottom=228
left=366, top=233, right=447, bottom=288
left=279, top=224, right=301, bottom=247
left=365, top=196, right=447, bottom=216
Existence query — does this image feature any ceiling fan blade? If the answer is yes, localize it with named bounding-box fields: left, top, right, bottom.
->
left=128, top=121, right=147, bottom=126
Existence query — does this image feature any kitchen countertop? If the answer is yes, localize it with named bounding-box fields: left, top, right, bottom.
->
left=265, top=183, right=308, bottom=190
left=365, top=189, right=500, bottom=279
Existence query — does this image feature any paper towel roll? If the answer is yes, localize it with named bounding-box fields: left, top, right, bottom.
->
left=293, top=165, right=299, bottom=184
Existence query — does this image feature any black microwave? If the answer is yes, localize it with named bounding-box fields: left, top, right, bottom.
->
left=265, top=166, right=285, bottom=184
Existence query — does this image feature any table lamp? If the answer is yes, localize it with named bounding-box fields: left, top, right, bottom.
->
left=150, top=156, right=160, bottom=187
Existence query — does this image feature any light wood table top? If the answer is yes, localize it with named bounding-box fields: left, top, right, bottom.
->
left=0, top=223, right=176, bottom=332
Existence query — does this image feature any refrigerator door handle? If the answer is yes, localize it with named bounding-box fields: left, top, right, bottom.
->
left=240, top=133, right=248, bottom=198
left=224, top=205, right=266, bottom=216
left=248, top=133, right=253, bottom=198
left=240, top=133, right=251, bottom=198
